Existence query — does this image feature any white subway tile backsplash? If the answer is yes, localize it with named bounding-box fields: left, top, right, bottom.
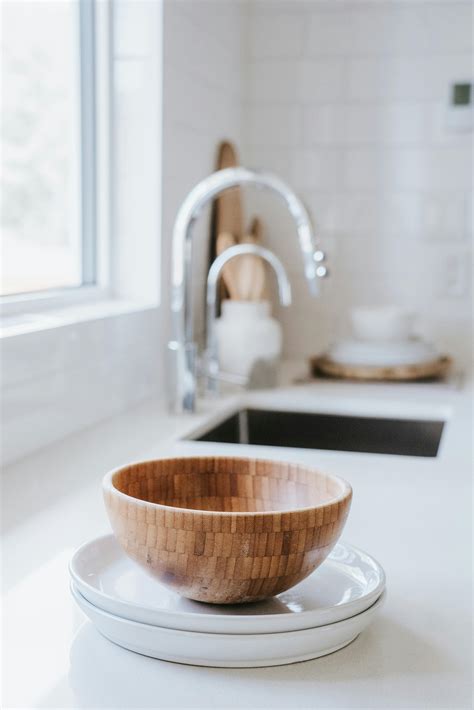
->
left=404, top=148, right=471, bottom=192
left=163, top=65, right=242, bottom=141
left=307, top=9, right=356, bottom=56
left=164, top=5, right=243, bottom=97
left=303, top=103, right=430, bottom=146
left=251, top=0, right=325, bottom=14
left=308, top=3, right=473, bottom=58
left=248, top=59, right=346, bottom=103
left=245, top=105, right=301, bottom=146
left=177, top=0, right=245, bottom=62
left=415, top=2, right=473, bottom=55
left=301, top=105, right=340, bottom=145
left=300, top=190, right=422, bottom=240
left=379, top=193, right=422, bottom=240
left=298, top=60, right=346, bottom=102
left=248, top=60, right=300, bottom=102
left=1, top=308, right=161, bottom=465
left=432, top=104, right=474, bottom=146
left=434, top=249, right=472, bottom=299
left=291, top=148, right=344, bottom=189
left=343, top=147, right=471, bottom=191
left=347, top=54, right=473, bottom=102
left=4, top=357, right=150, bottom=463
left=300, top=191, right=346, bottom=238
left=249, top=13, right=304, bottom=58
left=242, top=0, right=472, bottom=362
left=242, top=146, right=293, bottom=181
left=314, top=8, right=379, bottom=56
left=419, top=193, right=469, bottom=242
left=301, top=194, right=374, bottom=249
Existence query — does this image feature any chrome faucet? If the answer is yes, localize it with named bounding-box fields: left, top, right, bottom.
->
left=205, top=243, right=292, bottom=394
left=167, top=167, right=328, bottom=413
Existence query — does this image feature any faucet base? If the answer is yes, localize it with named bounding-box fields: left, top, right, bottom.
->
left=167, top=340, right=198, bottom=413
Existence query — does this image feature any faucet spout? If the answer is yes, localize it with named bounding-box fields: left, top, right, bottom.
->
left=171, top=167, right=326, bottom=346
left=168, top=167, right=327, bottom=413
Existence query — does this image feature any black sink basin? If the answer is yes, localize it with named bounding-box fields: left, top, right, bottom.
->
left=192, top=408, right=444, bottom=457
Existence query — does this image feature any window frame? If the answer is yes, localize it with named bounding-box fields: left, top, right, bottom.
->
left=0, top=0, right=111, bottom=315
left=80, top=0, right=98, bottom=288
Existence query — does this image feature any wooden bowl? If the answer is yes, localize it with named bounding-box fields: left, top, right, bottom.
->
left=103, top=456, right=352, bottom=604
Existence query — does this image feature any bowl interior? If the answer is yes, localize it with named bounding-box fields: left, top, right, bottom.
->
left=110, top=457, right=348, bottom=513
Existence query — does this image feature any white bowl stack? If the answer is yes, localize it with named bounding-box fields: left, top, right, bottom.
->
left=70, top=534, right=386, bottom=667
left=327, top=306, right=440, bottom=368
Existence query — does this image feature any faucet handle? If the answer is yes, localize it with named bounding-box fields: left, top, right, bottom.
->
left=313, top=250, right=329, bottom=278
left=202, top=357, right=278, bottom=392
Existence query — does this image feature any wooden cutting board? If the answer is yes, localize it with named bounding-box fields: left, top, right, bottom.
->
left=215, top=141, right=243, bottom=237
left=209, top=141, right=243, bottom=268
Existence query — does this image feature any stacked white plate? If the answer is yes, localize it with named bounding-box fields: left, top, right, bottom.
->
left=326, top=337, right=439, bottom=368
left=70, top=534, right=386, bottom=667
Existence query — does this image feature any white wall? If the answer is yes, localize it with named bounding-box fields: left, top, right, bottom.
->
left=161, top=0, right=246, bottom=347
left=241, top=0, right=473, bottom=364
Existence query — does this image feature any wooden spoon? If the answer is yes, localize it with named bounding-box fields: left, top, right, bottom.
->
left=248, top=216, right=263, bottom=243
left=238, top=236, right=266, bottom=301
left=237, top=217, right=266, bottom=301
left=216, top=232, right=240, bottom=300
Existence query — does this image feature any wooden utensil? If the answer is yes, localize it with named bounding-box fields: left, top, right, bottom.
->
left=237, top=234, right=267, bottom=301
left=237, top=217, right=266, bottom=301
left=214, top=142, right=243, bottom=238
left=216, top=232, right=240, bottom=300
left=248, top=216, right=263, bottom=243
left=103, top=456, right=352, bottom=604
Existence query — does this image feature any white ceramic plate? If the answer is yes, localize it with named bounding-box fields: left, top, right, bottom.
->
left=71, top=583, right=386, bottom=668
left=327, top=338, right=438, bottom=367
left=69, top=535, right=385, bottom=634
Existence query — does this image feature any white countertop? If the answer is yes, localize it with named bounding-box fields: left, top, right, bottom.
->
left=2, top=371, right=472, bottom=709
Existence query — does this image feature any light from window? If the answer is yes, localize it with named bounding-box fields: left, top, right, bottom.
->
left=1, top=0, right=95, bottom=297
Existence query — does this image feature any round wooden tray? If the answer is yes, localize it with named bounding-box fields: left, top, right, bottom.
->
left=310, top=355, right=452, bottom=382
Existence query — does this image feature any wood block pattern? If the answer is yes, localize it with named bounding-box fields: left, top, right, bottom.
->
left=103, top=456, right=352, bottom=604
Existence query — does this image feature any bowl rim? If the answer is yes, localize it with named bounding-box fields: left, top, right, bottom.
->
left=102, top=455, right=352, bottom=517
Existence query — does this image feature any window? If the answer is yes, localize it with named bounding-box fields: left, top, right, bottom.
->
left=1, top=0, right=96, bottom=297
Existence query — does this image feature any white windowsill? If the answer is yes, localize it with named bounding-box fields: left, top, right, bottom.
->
left=0, top=297, right=159, bottom=339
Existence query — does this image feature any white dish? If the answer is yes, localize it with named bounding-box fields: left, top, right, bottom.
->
left=71, top=583, right=386, bottom=668
left=327, top=338, right=438, bottom=367
left=351, top=306, right=414, bottom=342
left=69, top=535, right=385, bottom=634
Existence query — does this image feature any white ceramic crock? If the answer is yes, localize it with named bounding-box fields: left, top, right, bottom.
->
left=215, top=300, right=282, bottom=378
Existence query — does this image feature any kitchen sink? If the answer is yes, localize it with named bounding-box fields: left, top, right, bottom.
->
left=192, top=408, right=445, bottom=457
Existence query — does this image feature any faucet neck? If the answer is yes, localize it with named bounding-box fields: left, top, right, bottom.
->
left=170, top=167, right=324, bottom=347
